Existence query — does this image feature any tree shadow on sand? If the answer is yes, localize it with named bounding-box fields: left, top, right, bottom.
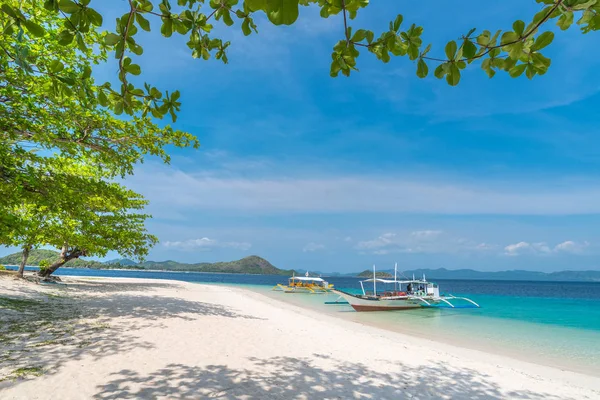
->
left=0, top=279, right=262, bottom=387
left=92, top=356, right=569, bottom=400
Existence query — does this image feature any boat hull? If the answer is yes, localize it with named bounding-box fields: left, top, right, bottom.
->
left=334, top=290, right=427, bottom=311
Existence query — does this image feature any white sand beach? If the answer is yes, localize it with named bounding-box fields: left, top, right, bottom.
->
left=1, top=275, right=599, bottom=399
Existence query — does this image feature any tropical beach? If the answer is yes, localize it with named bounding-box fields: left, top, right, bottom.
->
left=1, top=273, right=599, bottom=399
left=3, top=0, right=600, bottom=399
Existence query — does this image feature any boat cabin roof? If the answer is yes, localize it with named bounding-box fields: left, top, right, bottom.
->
left=361, top=278, right=434, bottom=285
left=289, top=276, right=325, bottom=282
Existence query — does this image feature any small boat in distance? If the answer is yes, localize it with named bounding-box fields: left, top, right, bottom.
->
left=273, top=271, right=334, bottom=293
left=334, top=264, right=480, bottom=311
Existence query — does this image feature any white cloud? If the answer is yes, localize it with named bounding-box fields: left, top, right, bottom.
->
left=303, top=242, right=325, bottom=253
left=163, top=237, right=251, bottom=252
left=410, top=230, right=443, bottom=240
left=356, top=233, right=398, bottom=250
left=554, top=240, right=590, bottom=254
left=504, top=240, right=589, bottom=256
left=126, top=165, right=600, bottom=216
left=355, top=231, right=493, bottom=255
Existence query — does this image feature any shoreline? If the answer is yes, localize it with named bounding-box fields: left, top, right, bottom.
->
left=242, top=284, right=600, bottom=378
left=233, top=285, right=600, bottom=383
left=2, top=276, right=599, bottom=399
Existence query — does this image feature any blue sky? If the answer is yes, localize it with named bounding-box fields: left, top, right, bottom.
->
left=5, top=1, right=600, bottom=272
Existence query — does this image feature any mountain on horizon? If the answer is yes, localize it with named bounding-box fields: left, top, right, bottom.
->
left=355, top=267, right=600, bottom=282
left=0, top=250, right=292, bottom=275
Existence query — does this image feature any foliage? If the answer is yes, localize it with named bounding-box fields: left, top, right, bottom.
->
left=0, top=265, right=6, bottom=271
left=0, top=1, right=198, bottom=271
left=38, top=259, right=51, bottom=274
left=1, top=0, right=598, bottom=128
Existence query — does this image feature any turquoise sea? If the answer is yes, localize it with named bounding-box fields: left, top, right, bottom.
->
left=8, top=266, right=600, bottom=376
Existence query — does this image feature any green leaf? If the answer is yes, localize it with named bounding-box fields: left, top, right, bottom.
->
left=1, top=4, right=19, bottom=19
left=393, top=14, right=403, bottom=32
left=531, top=53, right=551, bottom=68
left=23, top=20, right=46, bottom=37
left=242, top=19, right=251, bottom=36
left=266, top=0, right=299, bottom=25
left=446, top=63, right=460, bottom=86
left=48, top=60, right=64, bottom=73
left=58, top=0, right=79, bottom=13
left=445, top=41, right=457, bottom=60
left=434, top=64, right=445, bottom=79
left=44, top=0, right=59, bottom=11
left=161, top=19, right=173, bottom=37
left=246, top=0, right=267, bottom=11
left=557, top=11, right=574, bottom=30
left=82, top=65, right=92, bottom=79
left=407, top=44, right=419, bottom=60
left=135, top=13, right=151, bottom=31
left=462, top=40, right=477, bottom=60
left=222, top=10, right=234, bottom=26
left=57, top=76, right=75, bottom=85
left=481, top=58, right=495, bottom=78
left=509, top=63, right=527, bottom=77
left=76, top=33, right=87, bottom=52
left=352, top=29, right=368, bottom=42
left=104, top=33, right=121, bottom=46
left=416, top=58, right=428, bottom=78
left=97, top=90, right=109, bottom=106
left=512, top=20, right=525, bottom=36
left=87, top=8, right=103, bottom=27
left=57, top=30, right=74, bottom=45
left=125, top=63, right=141, bottom=75
left=500, top=31, right=519, bottom=45
left=525, top=64, right=535, bottom=79
left=531, top=31, right=554, bottom=51
left=507, top=41, right=523, bottom=59
left=476, top=31, right=490, bottom=46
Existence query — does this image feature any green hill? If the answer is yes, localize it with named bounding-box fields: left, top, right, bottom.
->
left=140, top=255, right=292, bottom=275
left=0, top=250, right=292, bottom=275
left=104, top=258, right=137, bottom=266
left=357, top=270, right=393, bottom=278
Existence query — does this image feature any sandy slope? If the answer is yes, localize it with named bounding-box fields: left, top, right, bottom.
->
left=1, top=276, right=599, bottom=399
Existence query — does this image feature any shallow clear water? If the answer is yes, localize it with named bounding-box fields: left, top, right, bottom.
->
left=8, top=266, right=600, bottom=375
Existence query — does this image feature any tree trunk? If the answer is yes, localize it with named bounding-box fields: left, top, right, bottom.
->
left=38, top=245, right=83, bottom=278
left=17, top=245, right=31, bottom=278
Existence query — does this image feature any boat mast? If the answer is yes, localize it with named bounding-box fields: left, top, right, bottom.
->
left=394, top=262, right=397, bottom=292
left=373, top=264, right=376, bottom=296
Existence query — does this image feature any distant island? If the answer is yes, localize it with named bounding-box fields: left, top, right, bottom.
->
left=354, top=267, right=600, bottom=283
left=357, top=270, right=393, bottom=278
left=0, top=250, right=293, bottom=276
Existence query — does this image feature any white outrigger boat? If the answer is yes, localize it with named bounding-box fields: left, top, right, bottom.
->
left=273, top=271, right=334, bottom=293
left=334, top=264, right=479, bottom=312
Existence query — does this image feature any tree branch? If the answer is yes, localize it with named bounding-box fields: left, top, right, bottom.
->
left=341, top=0, right=349, bottom=44
left=423, top=0, right=564, bottom=64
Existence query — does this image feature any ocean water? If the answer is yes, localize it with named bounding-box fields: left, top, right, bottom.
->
left=6, top=266, right=600, bottom=375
